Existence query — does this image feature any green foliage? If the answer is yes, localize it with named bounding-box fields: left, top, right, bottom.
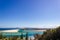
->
left=0, top=33, right=2, bottom=39
left=38, top=26, right=60, bottom=40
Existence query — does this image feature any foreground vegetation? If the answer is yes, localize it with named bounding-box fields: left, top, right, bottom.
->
left=36, top=26, right=60, bottom=40
left=0, top=26, right=60, bottom=40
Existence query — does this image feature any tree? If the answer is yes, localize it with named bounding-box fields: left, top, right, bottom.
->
left=40, top=26, right=60, bottom=40
left=0, top=33, right=2, bottom=39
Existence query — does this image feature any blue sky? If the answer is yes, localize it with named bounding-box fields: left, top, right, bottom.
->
left=0, top=0, right=60, bottom=28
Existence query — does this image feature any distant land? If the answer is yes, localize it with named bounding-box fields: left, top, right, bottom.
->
left=0, top=28, right=54, bottom=30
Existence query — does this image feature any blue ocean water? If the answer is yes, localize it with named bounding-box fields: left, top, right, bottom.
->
left=28, top=32, right=43, bottom=36
left=1, top=29, right=44, bottom=37
left=2, top=32, right=44, bottom=37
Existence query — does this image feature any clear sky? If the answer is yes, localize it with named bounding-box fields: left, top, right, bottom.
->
left=0, top=0, right=60, bottom=28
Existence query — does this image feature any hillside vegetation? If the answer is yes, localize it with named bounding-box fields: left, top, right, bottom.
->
left=37, top=26, right=60, bottom=40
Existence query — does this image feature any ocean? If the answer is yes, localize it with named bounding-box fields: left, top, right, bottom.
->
left=1, top=28, right=44, bottom=37
left=2, top=31, right=44, bottom=37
